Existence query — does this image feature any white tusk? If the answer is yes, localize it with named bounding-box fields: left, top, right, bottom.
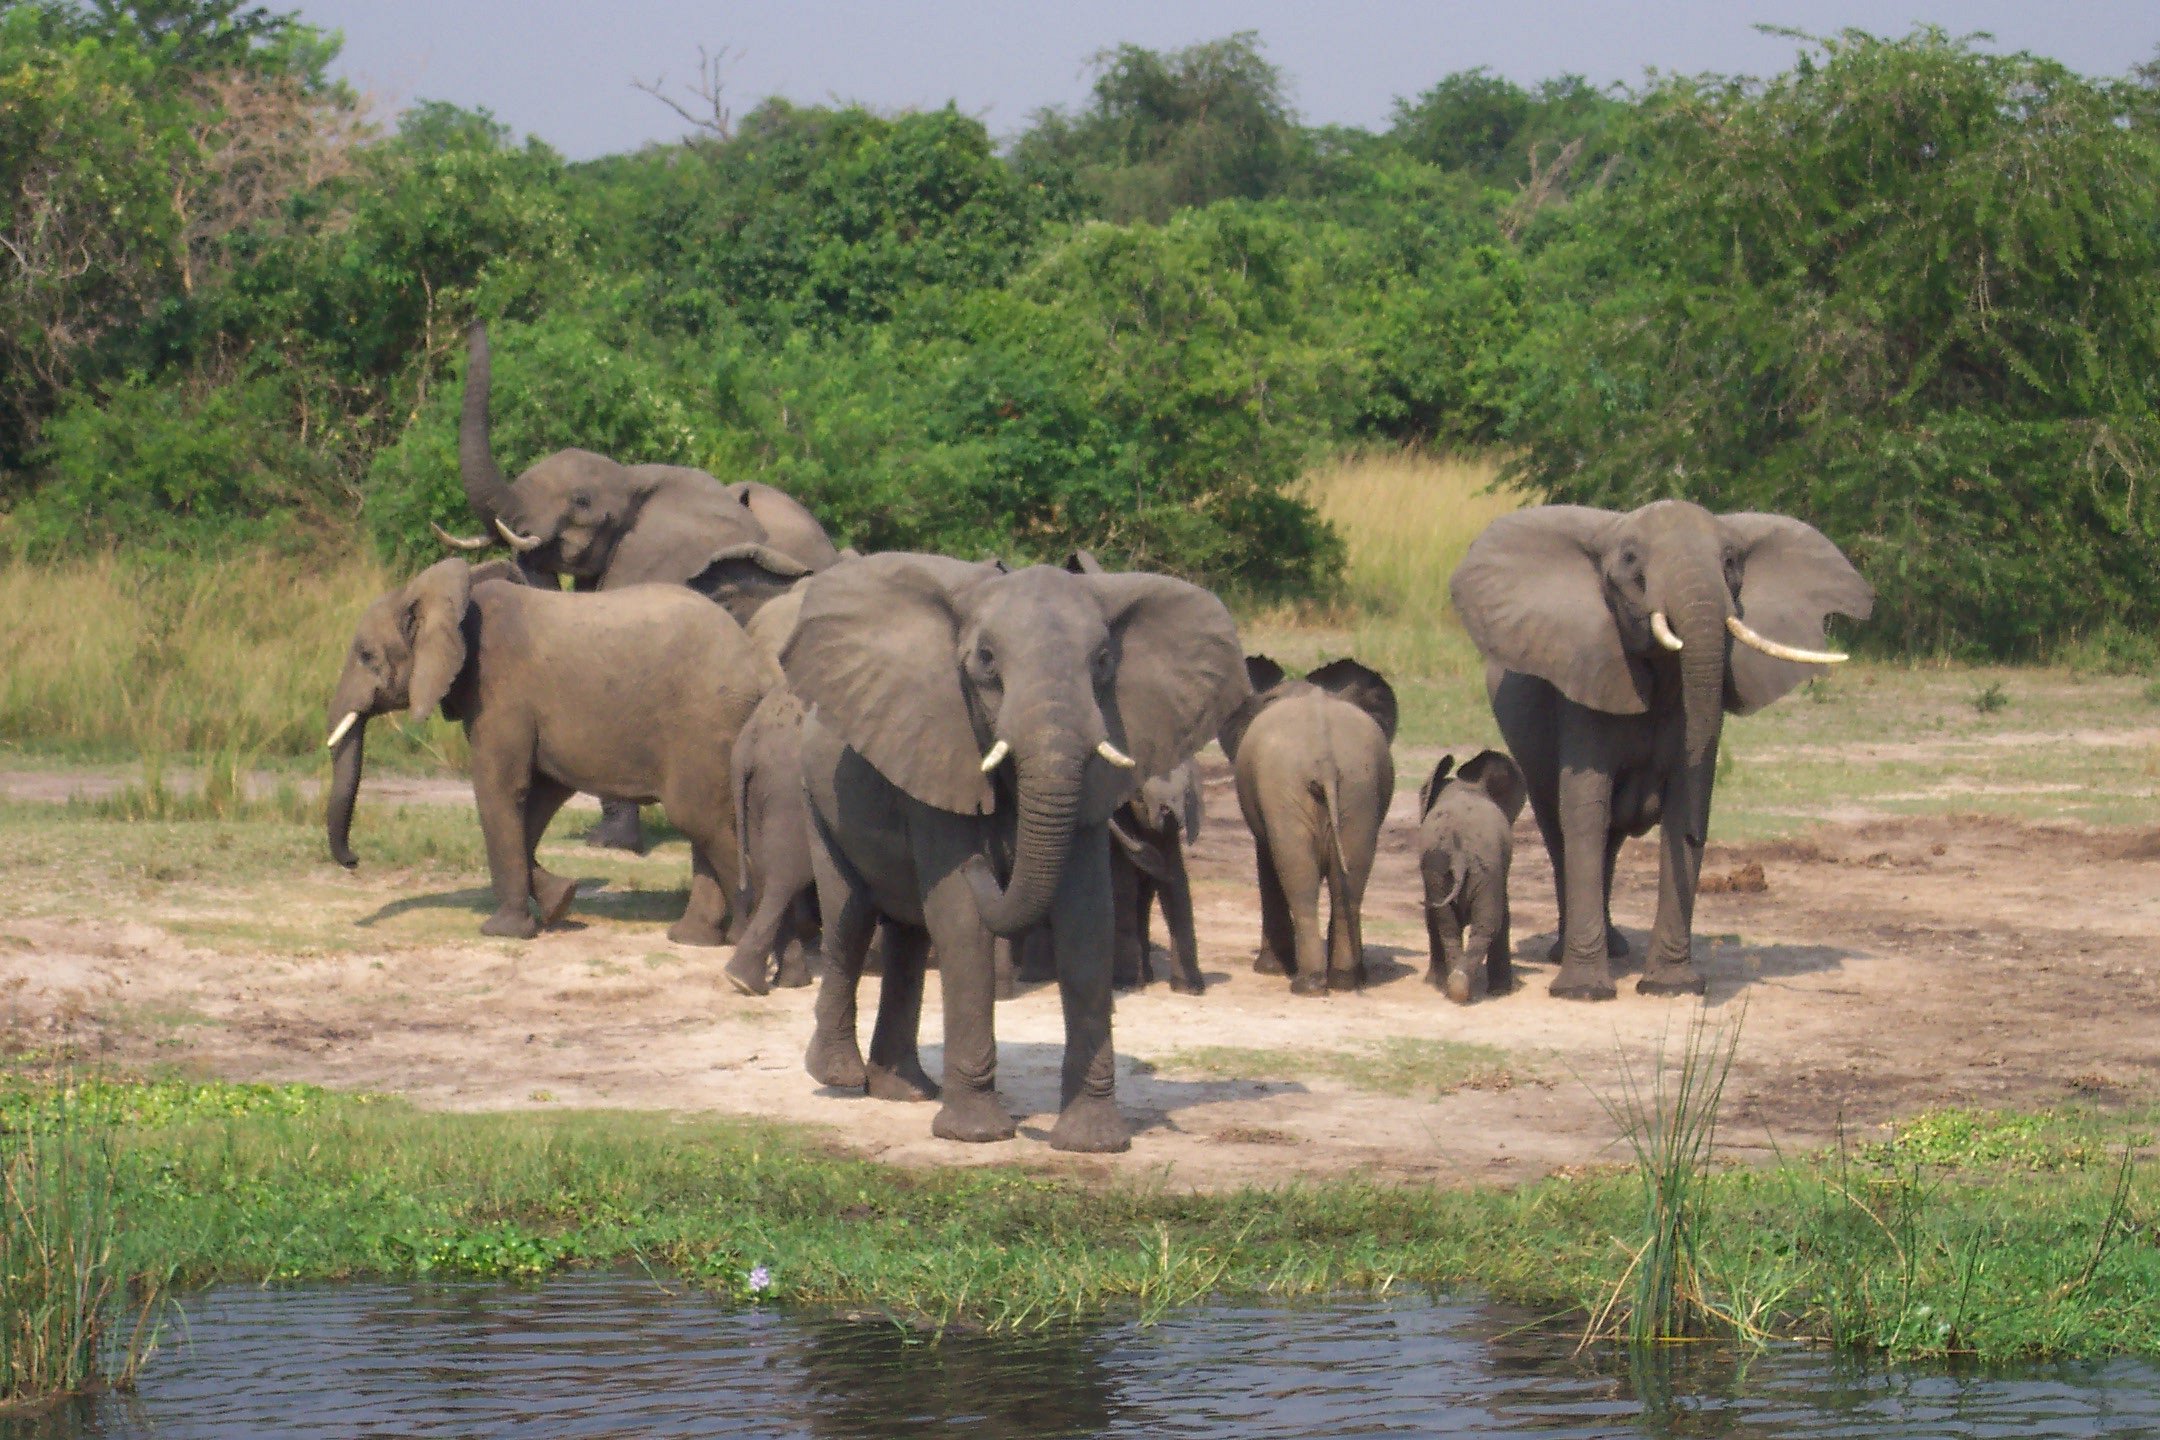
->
left=1097, top=739, right=1137, bottom=769
left=1727, top=615, right=1848, bottom=665
left=326, top=711, right=359, bottom=749
left=493, top=517, right=544, bottom=552
left=979, top=738, right=1010, bottom=773
left=430, top=522, right=493, bottom=551
left=1649, top=611, right=1684, bottom=652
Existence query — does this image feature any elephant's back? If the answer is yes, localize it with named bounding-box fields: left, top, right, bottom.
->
left=526, top=583, right=777, bottom=709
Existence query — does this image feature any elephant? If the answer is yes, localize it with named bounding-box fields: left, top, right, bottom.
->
left=1450, top=499, right=1871, bottom=1000
left=1417, top=749, right=1528, bottom=1004
left=722, top=685, right=820, bottom=995
left=782, top=553, right=1247, bottom=1152
left=1220, top=656, right=1397, bottom=996
left=324, top=558, right=776, bottom=943
left=441, top=322, right=840, bottom=853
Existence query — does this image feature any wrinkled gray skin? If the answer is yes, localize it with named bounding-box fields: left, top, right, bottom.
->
left=784, top=554, right=1247, bottom=1152
left=1417, top=750, right=1528, bottom=1004
left=1451, top=500, right=1872, bottom=1000
left=449, top=322, right=838, bottom=853
left=997, top=762, right=1205, bottom=997
left=1222, top=657, right=1398, bottom=996
left=722, top=686, right=820, bottom=995
left=324, top=559, right=776, bottom=943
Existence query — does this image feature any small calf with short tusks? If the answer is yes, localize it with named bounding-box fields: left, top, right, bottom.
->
left=1418, top=749, right=1528, bottom=1004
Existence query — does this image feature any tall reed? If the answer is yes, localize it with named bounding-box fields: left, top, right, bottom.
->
left=0, top=1083, right=163, bottom=1409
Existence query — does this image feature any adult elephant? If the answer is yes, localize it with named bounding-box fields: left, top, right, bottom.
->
left=784, top=554, right=1247, bottom=1152
left=1450, top=500, right=1871, bottom=1000
left=441, top=321, right=839, bottom=851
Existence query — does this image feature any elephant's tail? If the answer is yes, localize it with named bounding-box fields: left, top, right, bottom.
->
left=1317, top=761, right=1361, bottom=967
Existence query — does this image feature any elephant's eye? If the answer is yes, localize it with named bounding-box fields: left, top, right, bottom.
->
left=571, top=492, right=591, bottom=513
left=971, top=644, right=998, bottom=679
left=1090, top=646, right=1113, bottom=686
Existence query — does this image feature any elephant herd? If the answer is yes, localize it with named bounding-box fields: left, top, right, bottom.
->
left=323, top=323, right=1874, bottom=1154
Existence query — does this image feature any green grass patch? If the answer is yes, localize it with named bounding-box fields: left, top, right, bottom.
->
left=1857, top=1109, right=2152, bottom=1174
left=1145, top=1037, right=1521, bottom=1099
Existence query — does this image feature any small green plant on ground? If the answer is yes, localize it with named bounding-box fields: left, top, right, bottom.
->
left=1856, top=1108, right=2147, bottom=1173
left=1143, top=1036, right=1519, bottom=1098
left=1970, top=681, right=2009, bottom=715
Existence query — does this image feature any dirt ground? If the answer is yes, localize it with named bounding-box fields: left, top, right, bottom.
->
left=2, top=746, right=2158, bottom=1190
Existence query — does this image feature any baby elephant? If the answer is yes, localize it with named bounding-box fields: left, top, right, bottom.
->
left=1222, top=655, right=1397, bottom=996
left=723, top=686, right=820, bottom=995
left=324, top=558, right=775, bottom=943
left=1110, top=761, right=1206, bottom=993
left=1417, top=750, right=1528, bottom=1004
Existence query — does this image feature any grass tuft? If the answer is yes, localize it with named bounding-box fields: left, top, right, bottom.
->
left=1146, top=1036, right=1520, bottom=1099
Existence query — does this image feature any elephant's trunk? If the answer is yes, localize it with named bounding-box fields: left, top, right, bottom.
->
left=1671, top=580, right=1730, bottom=917
left=966, top=743, right=1085, bottom=938
left=325, top=715, right=367, bottom=870
left=458, top=322, right=521, bottom=530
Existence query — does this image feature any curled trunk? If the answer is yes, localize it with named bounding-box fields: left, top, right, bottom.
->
left=459, top=324, right=520, bottom=528
left=326, top=719, right=367, bottom=869
left=967, top=748, right=1084, bottom=938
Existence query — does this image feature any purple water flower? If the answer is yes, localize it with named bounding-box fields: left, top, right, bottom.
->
left=747, top=1265, right=772, bottom=1294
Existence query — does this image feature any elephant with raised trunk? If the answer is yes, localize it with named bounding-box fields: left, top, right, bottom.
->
left=1222, top=656, right=1397, bottom=997
left=1450, top=500, right=1871, bottom=1000
left=442, top=322, right=838, bottom=852
left=783, top=554, right=1247, bottom=1153
left=324, top=558, right=775, bottom=943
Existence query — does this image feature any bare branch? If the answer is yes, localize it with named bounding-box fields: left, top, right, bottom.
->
left=632, top=44, right=737, bottom=142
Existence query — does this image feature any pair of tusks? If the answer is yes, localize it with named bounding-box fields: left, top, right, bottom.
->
left=428, top=518, right=544, bottom=553
left=977, top=738, right=1137, bottom=774
left=326, top=711, right=359, bottom=749
left=1648, top=611, right=1849, bottom=665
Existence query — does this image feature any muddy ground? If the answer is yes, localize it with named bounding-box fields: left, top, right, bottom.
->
left=2, top=742, right=2157, bottom=1190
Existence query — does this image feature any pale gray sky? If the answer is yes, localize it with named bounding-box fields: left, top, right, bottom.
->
left=290, top=1, right=2160, bottom=161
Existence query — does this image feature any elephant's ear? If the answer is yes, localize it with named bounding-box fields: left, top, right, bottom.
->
left=1306, top=658, right=1398, bottom=743
left=1419, top=754, right=1457, bottom=820
left=404, top=559, right=472, bottom=721
left=1718, top=513, right=1875, bottom=716
left=781, top=552, right=1002, bottom=814
left=1218, top=654, right=1286, bottom=760
left=1088, top=573, right=1249, bottom=780
left=1063, top=549, right=1105, bottom=576
left=1244, top=654, right=1287, bottom=694
left=689, top=542, right=811, bottom=626
left=1450, top=505, right=1651, bottom=716
left=1458, top=748, right=1528, bottom=824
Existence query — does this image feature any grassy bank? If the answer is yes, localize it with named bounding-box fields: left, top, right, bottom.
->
left=0, top=1072, right=2147, bottom=1363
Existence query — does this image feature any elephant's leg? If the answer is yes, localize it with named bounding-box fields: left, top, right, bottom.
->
left=865, top=923, right=937, bottom=1102
left=1639, top=774, right=1709, bottom=996
left=1158, top=844, right=1202, bottom=995
left=1249, top=828, right=1296, bottom=977
left=1535, top=805, right=1573, bottom=965
left=722, top=878, right=794, bottom=995
left=523, top=778, right=578, bottom=927
left=1602, top=829, right=1630, bottom=959
left=1551, top=756, right=1619, bottom=1001
left=1048, top=831, right=1129, bottom=1154
left=1016, top=927, right=1057, bottom=984
left=803, top=829, right=875, bottom=1090
left=585, top=796, right=647, bottom=854
left=992, top=936, right=1019, bottom=1001
left=664, top=780, right=738, bottom=948
left=773, top=893, right=818, bottom=988
left=1110, top=848, right=1145, bottom=990
left=473, top=748, right=540, bottom=939
left=1325, top=810, right=1381, bottom=993
left=1488, top=893, right=1515, bottom=997
left=919, top=838, right=1015, bottom=1144
left=1135, top=876, right=1159, bottom=986
left=1262, top=820, right=1328, bottom=998
left=1432, top=903, right=1472, bottom=1002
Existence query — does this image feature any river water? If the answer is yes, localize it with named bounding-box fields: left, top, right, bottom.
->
left=7, top=1274, right=2158, bottom=1438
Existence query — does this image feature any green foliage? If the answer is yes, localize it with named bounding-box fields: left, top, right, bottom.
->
left=1856, top=1108, right=2144, bottom=1172
left=1515, top=28, right=2160, bottom=654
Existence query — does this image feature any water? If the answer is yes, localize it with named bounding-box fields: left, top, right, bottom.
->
left=9, top=1274, right=2160, bottom=1438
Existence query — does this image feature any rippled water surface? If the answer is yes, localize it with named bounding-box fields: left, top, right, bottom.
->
left=7, top=1274, right=2159, bottom=1438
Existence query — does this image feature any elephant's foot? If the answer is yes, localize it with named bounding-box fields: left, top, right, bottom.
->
left=1546, top=930, right=1630, bottom=963
left=1166, top=970, right=1205, bottom=996
left=1326, top=967, right=1364, bottom=994
left=932, top=1087, right=1017, bottom=1144
left=1637, top=958, right=1707, bottom=997
left=1550, top=959, right=1617, bottom=1002
left=773, top=944, right=815, bottom=989
left=583, top=806, right=647, bottom=855
left=1253, top=948, right=1287, bottom=976
left=722, top=949, right=772, bottom=997
left=667, top=916, right=729, bottom=948
left=1048, top=1096, right=1132, bottom=1154
left=480, top=907, right=538, bottom=940
left=532, top=871, right=578, bottom=928
left=1443, top=965, right=1485, bottom=1006
left=1289, top=971, right=1329, bottom=997
left=866, top=1056, right=939, bottom=1103
left=805, top=1032, right=868, bottom=1091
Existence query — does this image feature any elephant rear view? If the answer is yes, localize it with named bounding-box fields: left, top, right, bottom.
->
left=1418, top=749, right=1527, bottom=1004
left=1222, top=657, right=1398, bottom=996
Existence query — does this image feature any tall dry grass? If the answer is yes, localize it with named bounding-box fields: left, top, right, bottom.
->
left=0, top=552, right=463, bottom=769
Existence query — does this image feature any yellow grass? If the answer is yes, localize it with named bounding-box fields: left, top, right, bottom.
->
left=0, top=552, right=464, bottom=768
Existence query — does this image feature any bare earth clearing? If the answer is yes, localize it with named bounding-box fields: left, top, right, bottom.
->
left=4, top=678, right=2158, bottom=1191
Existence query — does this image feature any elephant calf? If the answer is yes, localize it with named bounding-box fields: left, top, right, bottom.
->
left=723, top=686, right=820, bottom=995
left=324, top=559, right=775, bottom=943
left=1417, top=749, right=1528, bottom=1004
left=1221, top=656, right=1397, bottom=996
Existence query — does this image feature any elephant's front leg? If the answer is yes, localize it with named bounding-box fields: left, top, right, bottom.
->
left=472, top=741, right=540, bottom=939
left=1640, top=770, right=1710, bottom=996
left=1551, top=749, right=1618, bottom=1000
left=802, top=822, right=876, bottom=1090
left=919, top=834, right=1017, bottom=1144
left=865, top=922, right=937, bottom=1101
left=1108, top=847, right=1146, bottom=990
left=1048, top=824, right=1129, bottom=1153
